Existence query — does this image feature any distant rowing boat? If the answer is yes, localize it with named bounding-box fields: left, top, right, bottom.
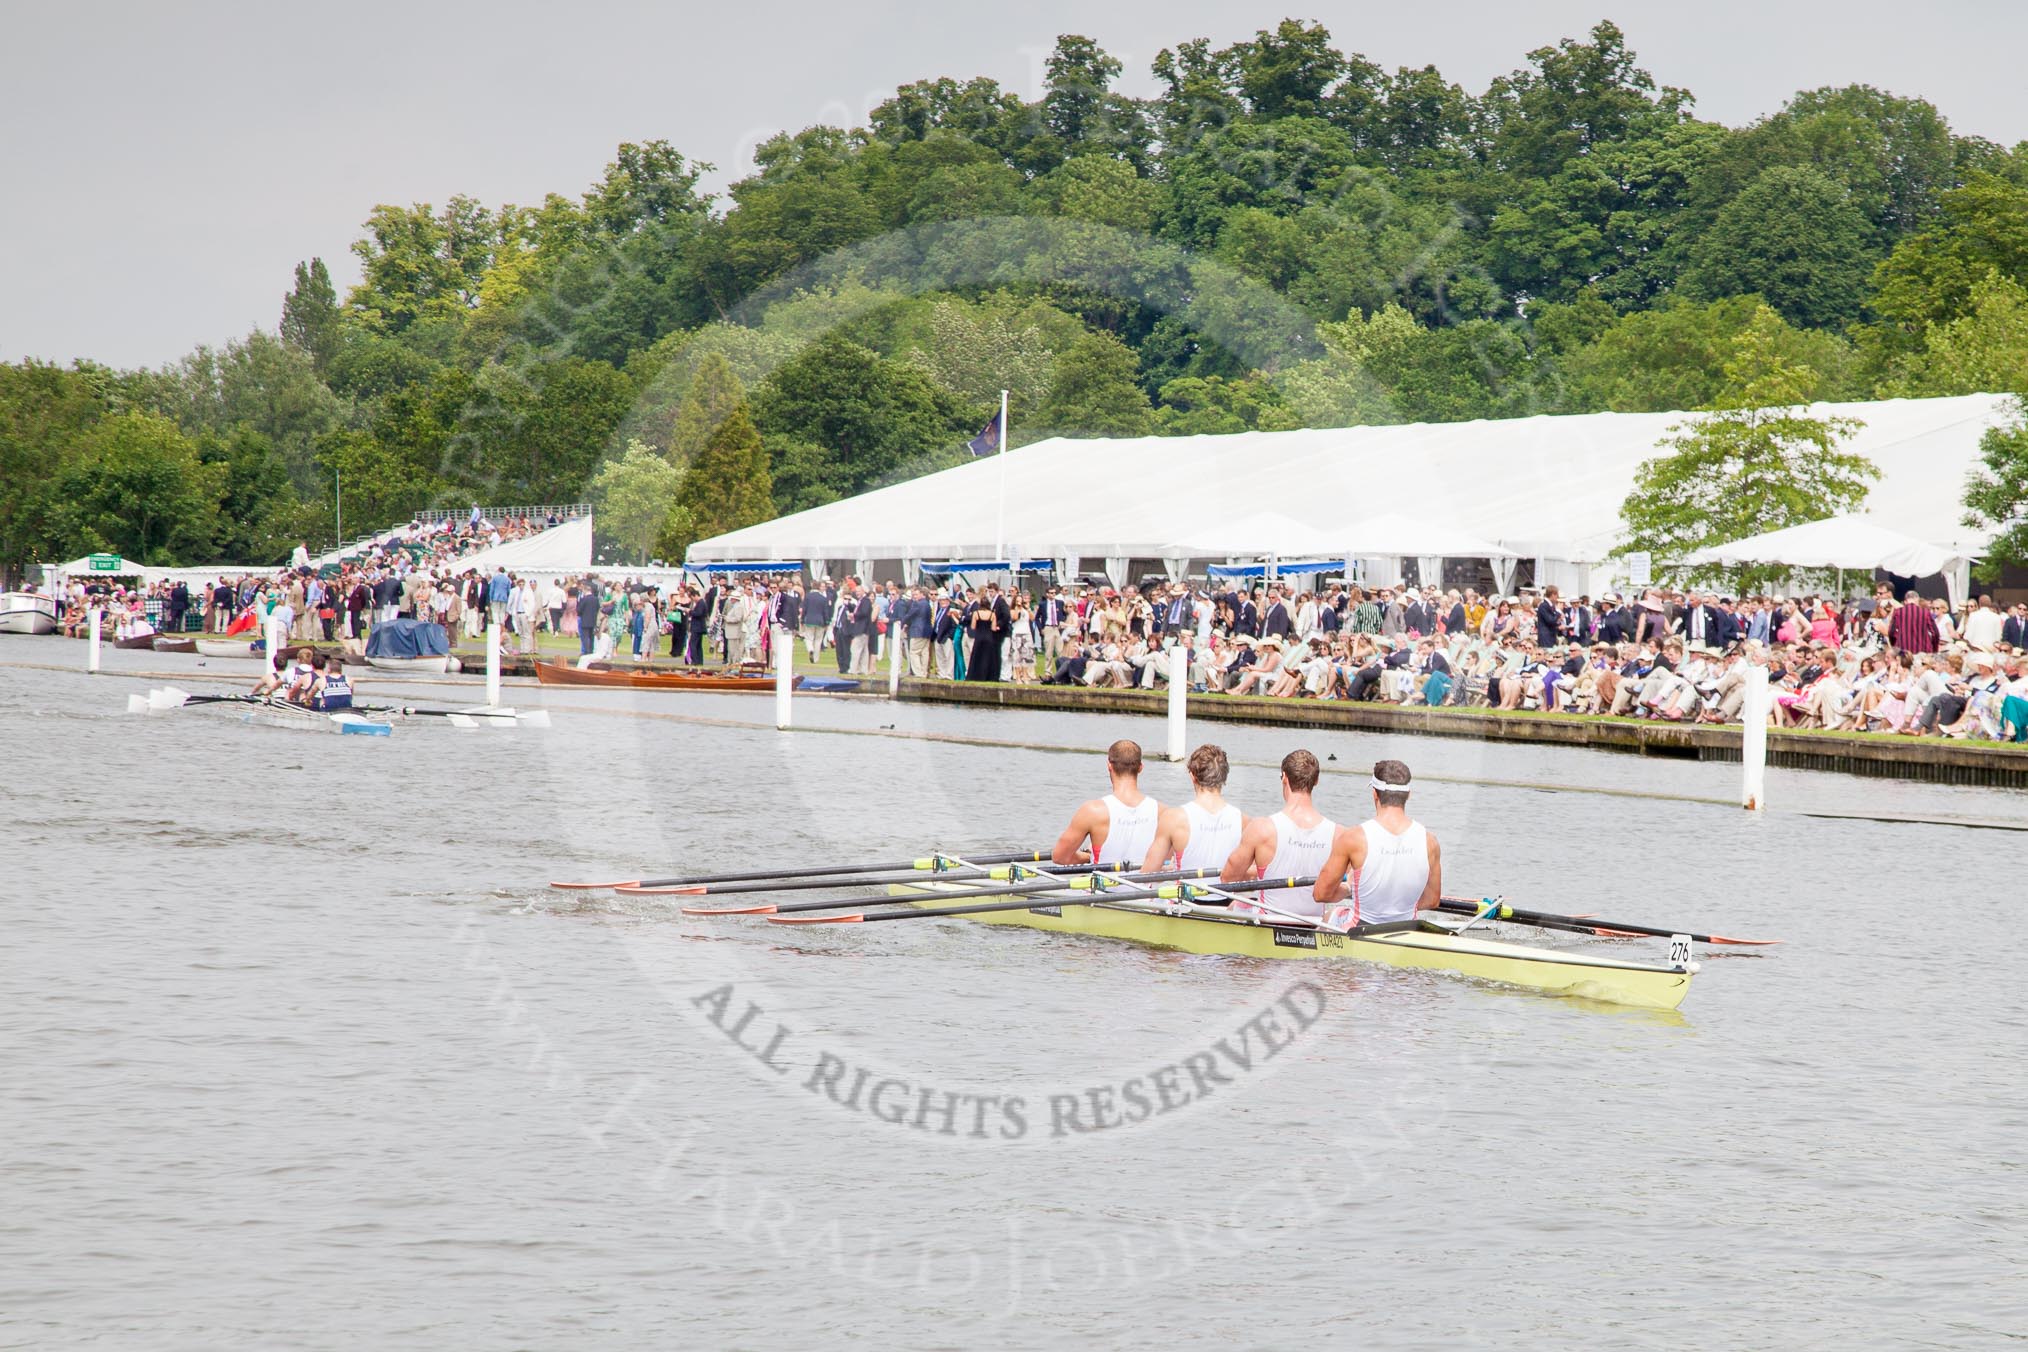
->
left=195, top=639, right=261, bottom=659
left=891, top=880, right=1695, bottom=1010
left=534, top=660, right=790, bottom=692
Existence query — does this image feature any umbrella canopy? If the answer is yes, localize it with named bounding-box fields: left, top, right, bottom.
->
left=1340, top=512, right=1515, bottom=559
left=1678, top=515, right=1969, bottom=577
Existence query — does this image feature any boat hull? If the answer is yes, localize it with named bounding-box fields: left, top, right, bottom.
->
left=890, top=884, right=1693, bottom=1010
left=196, top=639, right=261, bottom=658
left=534, top=660, right=789, bottom=692
left=364, top=655, right=451, bottom=675
left=0, top=593, right=58, bottom=635
left=231, top=701, right=393, bottom=736
left=114, top=633, right=161, bottom=649
left=152, top=637, right=198, bottom=654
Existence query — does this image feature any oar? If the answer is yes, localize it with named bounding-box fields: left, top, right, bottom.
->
left=766, top=873, right=1321, bottom=926
left=682, top=862, right=1223, bottom=916
left=1435, top=896, right=1781, bottom=945
left=396, top=706, right=553, bottom=728
left=548, top=848, right=1054, bottom=892
left=622, top=854, right=1120, bottom=898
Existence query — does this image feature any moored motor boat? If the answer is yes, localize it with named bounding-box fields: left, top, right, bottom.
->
left=534, top=660, right=790, bottom=692
left=0, top=592, right=59, bottom=635
left=364, top=617, right=452, bottom=675
left=196, top=639, right=262, bottom=658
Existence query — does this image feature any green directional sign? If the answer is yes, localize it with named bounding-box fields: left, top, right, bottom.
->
left=87, top=553, right=123, bottom=572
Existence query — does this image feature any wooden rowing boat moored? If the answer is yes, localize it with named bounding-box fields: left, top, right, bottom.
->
left=534, top=660, right=792, bottom=692
left=196, top=639, right=261, bottom=658
left=890, top=881, right=1695, bottom=1010
left=152, top=636, right=198, bottom=654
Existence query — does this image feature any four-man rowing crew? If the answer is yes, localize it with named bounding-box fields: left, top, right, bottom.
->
left=1056, top=741, right=1434, bottom=932
left=554, top=745, right=1779, bottom=1011
left=126, top=685, right=550, bottom=733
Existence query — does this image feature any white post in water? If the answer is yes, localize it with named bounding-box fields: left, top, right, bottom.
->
left=774, top=631, right=793, bottom=730
left=888, top=620, right=903, bottom=699
left=1740, top=665, right=1770, bottom=811
left=87, top=607, right=102, bottom=673
left=1166, top=644, right=1188, bottom=761
left=266, top=611, right=284, bottom=677
left=485, top=622, right=502, bottom=708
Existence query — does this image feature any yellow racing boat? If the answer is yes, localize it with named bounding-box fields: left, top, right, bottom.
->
left=890, top=881, right=1695, bottom=1010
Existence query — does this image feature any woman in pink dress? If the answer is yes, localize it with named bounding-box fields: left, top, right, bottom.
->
left=1809, top=599, right=1841, bottom=648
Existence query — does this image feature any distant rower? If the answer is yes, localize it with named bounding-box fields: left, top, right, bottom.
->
left=1221, top=749, right=1336, bottom=918
left=1312, top=760, right=1441, bottom=928
left=1141, top=743, right=1245, bottom=873
left=1052, top=739, right=1161, bottom=867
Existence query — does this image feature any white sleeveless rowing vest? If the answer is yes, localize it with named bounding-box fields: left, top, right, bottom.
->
left=1349, top=819, right=1430, bottom=926
left=1253, top=811, right=1336, bottom=918
left=1096, top=793, right=1160, bottom=866
left=1175, top=800, right=1243, bottom=872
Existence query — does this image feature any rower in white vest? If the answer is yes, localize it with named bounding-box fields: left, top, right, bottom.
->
left=1220, top=749, right=1337, bottom=918
left=1141, top=743, right=1245, bottom=873
left=1311, top=759, right=1442, bottom=929
left=1051, top=739, right=1162, bottom=868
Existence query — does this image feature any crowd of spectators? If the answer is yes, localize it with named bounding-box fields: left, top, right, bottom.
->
left=677, top=572, right=2028, bottom=745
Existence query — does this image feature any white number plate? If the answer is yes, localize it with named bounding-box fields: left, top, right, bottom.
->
left=1668, top=934, right=1692, bottom=967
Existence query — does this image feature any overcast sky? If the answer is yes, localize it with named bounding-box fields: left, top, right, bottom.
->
left=3, top=0, right=2021, bottom=369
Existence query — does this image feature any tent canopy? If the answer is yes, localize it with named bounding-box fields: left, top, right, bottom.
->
left=448, top=516, right=594, bottom=576
left=1340, top=512, right=1515, bottom=559
left=687, top=395, right=2008, bottom=567
left=1679, top=514, right=1970, bottom=576
left=1163, top=511, right=1350, bottom=559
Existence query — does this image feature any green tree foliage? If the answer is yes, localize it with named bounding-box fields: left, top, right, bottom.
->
left=0, top=362, right=106, bottom=576
left=751, top=333, right=972, bottom=495
left=1683, top=166, right=1878, bottom=329
left=1962, top=397, right=2028, bottom=580
left=1554, top=296, right=1855, bottom=411
left=1619, top=308, right=1877, bottom=578
left=281, top=259, right=342, bottom=374
left=675, top=400, right=773, bottom=553
left=1877, top=270, right=2028, bottom=396
left=1035, top=331, right=1153, bottom=436
left=42, top=413, right=225, bottom=564
left=8, top=20, right=2021, bottom=577
left=588, top=438, right=685, bottom=563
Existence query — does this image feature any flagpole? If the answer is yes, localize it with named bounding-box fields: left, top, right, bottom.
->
left=994, top=388, right=1009, bottom=571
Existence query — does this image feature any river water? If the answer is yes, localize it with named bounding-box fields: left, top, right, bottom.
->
left=4, top=640, right=2025, bottom=1350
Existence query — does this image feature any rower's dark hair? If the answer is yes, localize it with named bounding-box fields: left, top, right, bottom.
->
left=1186, top=743, right=1228, bottom=790
left=1281, top=749, right=1320, bottom=793
left=1373, top=759, right=1411, bottom=807
left=1108, top=739, right=1143, bottom=776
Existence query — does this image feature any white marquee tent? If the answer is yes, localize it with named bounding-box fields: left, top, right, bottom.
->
left=688, top=394, right=2010, bottom=593
left=449, top=515, right=595, bottom=577
left=1680, top=513, right=1977, bottom=602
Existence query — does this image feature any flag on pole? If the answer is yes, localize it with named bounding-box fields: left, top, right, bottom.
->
left=966, top=408, right=1005, bottom=457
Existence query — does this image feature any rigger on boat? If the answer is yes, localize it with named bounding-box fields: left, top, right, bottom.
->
left=584, top=742, right=1780, bottom=1011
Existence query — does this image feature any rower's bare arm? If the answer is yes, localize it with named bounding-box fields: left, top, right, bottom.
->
left=1219, top=818, right=1273, bottom=883
left=1312, top=827, right=1356, bottom=903
left=1140, top=808, right=1183, bottom=873
left=1051, top=801, right=1101, bottom=866
left=1416, top=835, right=1443, bottom=912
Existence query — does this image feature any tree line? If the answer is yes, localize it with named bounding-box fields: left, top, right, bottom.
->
left=2, top=19, right=2025, bottom=578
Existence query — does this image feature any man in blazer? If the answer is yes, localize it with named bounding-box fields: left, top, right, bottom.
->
left=1534, top=587, right=1564, bottom=648
left=1261, top=586, right=1292, bottom=639
left=931, top=592, right=960, bottom=678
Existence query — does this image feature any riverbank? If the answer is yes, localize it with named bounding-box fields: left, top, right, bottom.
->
left=896, top=677, right=2028, bottom=788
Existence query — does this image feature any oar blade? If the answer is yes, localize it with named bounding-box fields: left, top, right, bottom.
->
left=447, top=714, right=478, bottom=728
left=548, top=879, right=640, bottom=891
left=127, top=694, right=151, bottom=714
left=766, top=913, right=864, bottom=925
left=680, top=903, right=779, bottom=916
left=517, top=710, right=551, bottom=728
left=613, top=884, right=706, bottom=896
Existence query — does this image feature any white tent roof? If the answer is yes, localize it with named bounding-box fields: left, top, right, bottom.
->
left=687, top=395, right=2009, bottom=565
left=446, top=516, right=594, bottom=576
left=1342, top=511, right=1515, bottom=559
left=1679, top=514, right=1972, bottom=576
left=1164, top=511, right=1351, bottom=558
